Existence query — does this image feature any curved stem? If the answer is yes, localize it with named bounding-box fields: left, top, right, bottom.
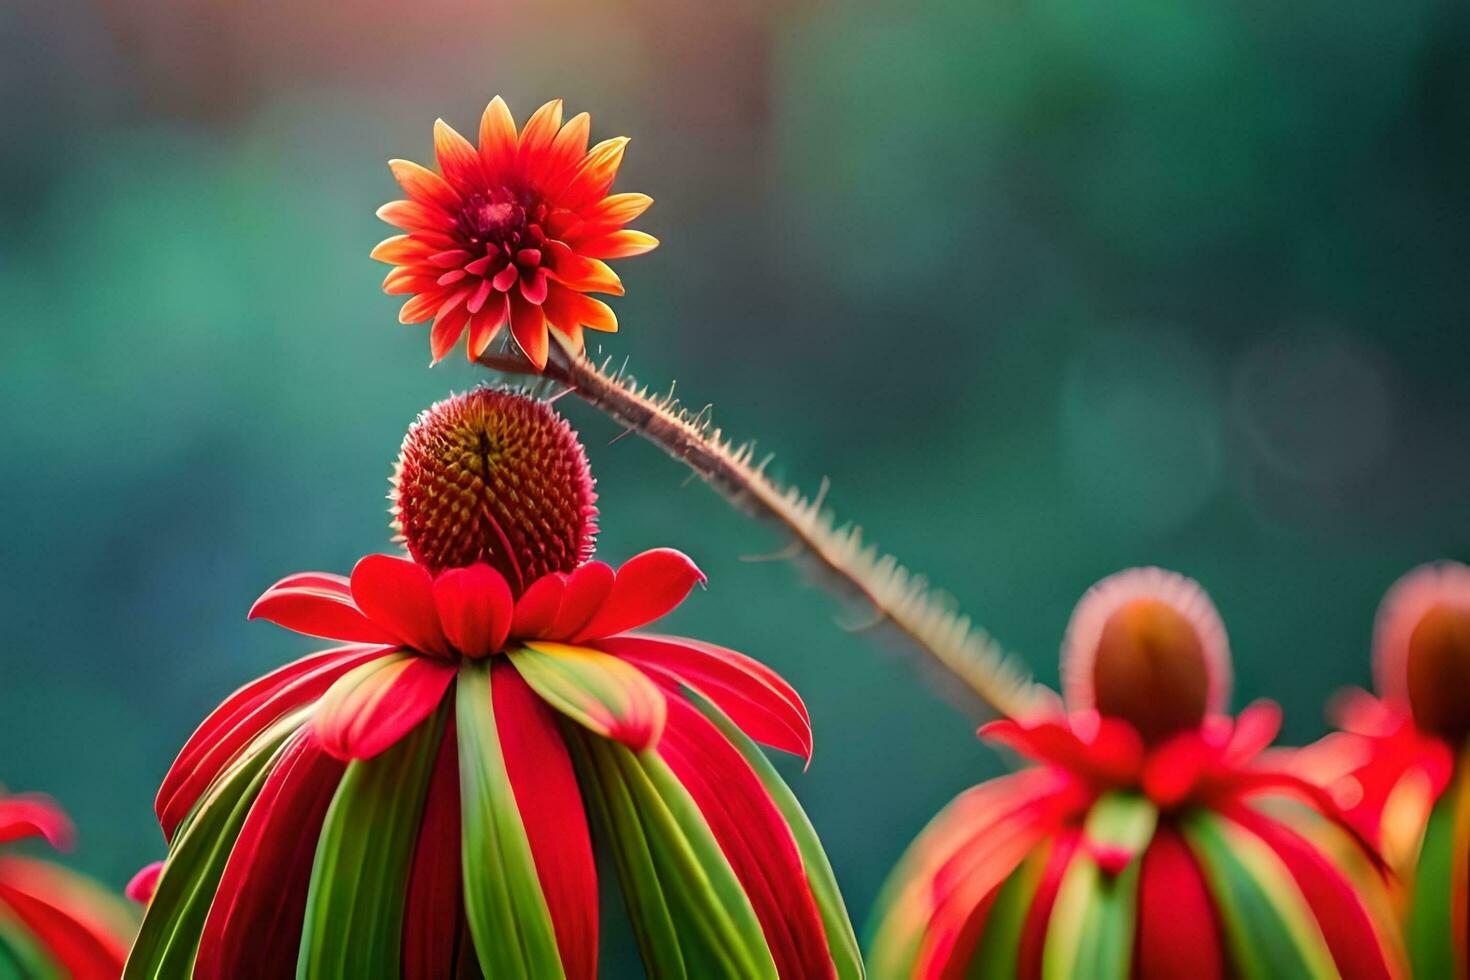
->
left=482, top=335, right=1050, bottom=721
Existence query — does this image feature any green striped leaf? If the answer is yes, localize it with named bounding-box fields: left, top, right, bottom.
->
left=684, top=687, right=863, bottom=980
left=124, top=710, right=300, bottom=979
left=297, top=700, right=445, bottom=978
left=454, top=660, right=565, bottom=978
left=1182, top=810, right=1336, bottom=980
left=573, top=730, right=777, bottom=979
left=0, top=902, right=63, bottom=980
left=1408, top=766, right=1464, bottom=976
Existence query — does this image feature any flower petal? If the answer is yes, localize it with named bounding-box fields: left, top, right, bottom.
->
left=657, top=695, right=836, bottom=979
left=433, top=563, right=513, bottom=657
left=508, top=291, right=549, bottom=370
left=542, top=284, right=617, bottom=338
left=402, top=721, right=463, bottom=980
left=0, top=861, right=131, bottom=979
left=248, top=577, right=397, bottom=646
left=517, top=99, right=564, bottom=162
left=510, top=642, right=666, bottom=750
left=455, top=661, right=566, bottom=976
left=577, top=230, right=659, bottom=260
left=388, top=159, right=461, bottom=211
left=349, top=554, right=450, bottom=657
left=545, top=241, right=624, bottom=295
left=433, top=118, right=482, bottom=190
left=512, top=573, right=566, bottom=637
left=545, top=561, right=615, bottom=640
left=0, top=794, right=75, bottom=850
left=561, top=137, right=629, bottom=211
left=376, top=199, right=455, bottom=235
left=573, top=549, right=706, bottom=642
left=370, top=234, right=435, bottom=265
left=194, top=733, right=345, bottom=980
left=154, top=646, right=386, bottom=839
left=126, top=862, right=163, bottom=904
left=429, top=302, right=471, bottom=364
left=314, top=654, right=457, bottom=761
left=597, top=634, right=811, bottom=761
left=575, top=192, right=654, bottom=233
left=466, top=292, right=510, bottom=362
left=494, top=662, right=599, bottom=980
left=478, top=96, right=518, bottom=177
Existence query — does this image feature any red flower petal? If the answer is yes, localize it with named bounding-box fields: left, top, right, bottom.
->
left=433, top=119, right=482, bottom=191
left=350, top=554, right=451, bottom=657
left=561, top=138, right=629, bottom=211
left=403, top=720, right=464, bottom=980
left=478, top=97, right=518, bottom=178
left=1227, top=807, right=1396, bottom=980
left=657, top=695, right=834, bottom=979
left=377, top=199, right=455, bottom=235
left=388, top=159, right=461, bottom=211
left=509, top=291, right=549, bottom=370
left=194, top=733, right=346, bottom=980
left=512, top=573, right=566, bottom=637
left=572, top=549, right=705, bottom=642
left=576, top=230, right=659, bottom=260
left=517, top=100, right=565, bottom=165
left=0, top=794, right=74, bottom=849
left=572, top=192, right=653, bottom=235
left=1224, top=699, right=1283, bottom=765
left=155, top=646, right=385, bottom=839
left=0, top=861, right=127, bottom=979
left=598, top=634, right=811, bottom=761
left=125, top=862, right=163, bottom=904
left=545, top=241, right=623, bottom=296
left=1016, top=831, right=1081, bottom=980
left=248, top=576, right=397, bottom=646
left=433, top=564, right=514, bottom=657
left=466, top=293, right=510, bottom=362
left=1133, top=826, right=1225, bottom=980
left=314, top=655, right=457, bottom=761
left=493, top=662, right=598, bottom=979
left=546, top=562, right=615, bottom=640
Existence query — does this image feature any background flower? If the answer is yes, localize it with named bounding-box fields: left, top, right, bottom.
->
left=373, top=96, right=655, bottom=368
left=0, top=790, right=136, bottom=978
left=868, top=568, right=1404, bottom=979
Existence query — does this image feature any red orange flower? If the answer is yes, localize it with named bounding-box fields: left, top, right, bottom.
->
left=373, top=97, right=656, bottom=369
left=1302, top=561, right=1470, bottom=976
left=869, top=568, right=1403, bottom=979
left=0, top=790, right=136, bottom=978
left=125, top=390, right=859, bottom=979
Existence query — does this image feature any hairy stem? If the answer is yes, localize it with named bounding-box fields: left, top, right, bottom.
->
left=482, top=335, right=1049, bottom=721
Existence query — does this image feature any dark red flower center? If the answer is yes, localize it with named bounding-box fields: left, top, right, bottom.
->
left=391, top=389, right=597, bottom=591
left=1406, top=601, right=1470, bottom=740
left=1092, top=598, right=1210, bottom=743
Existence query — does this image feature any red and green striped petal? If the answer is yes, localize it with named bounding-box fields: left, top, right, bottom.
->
left=685, top=687, right=862, bottom=980
left=297, top=701, right=446, bottom=977
left=569, top=730, right=777, bottom=978
left=959, top=837, right=1050, bottom=978
left=1040, top=793, right=1155, bottom=978
left=455, top=660, right=566, bottom=977
left=510, top=642, right=666, bottom=750
left=0, top=858, right=135, bottom=980
left=1133, top=826, right=1226, bottom=980
left=193, top=732, right=345, bottom=979
left=126, top=711, right=300, bottom=977
left=402, top=720, right=465, bottom=980
left=1182, top=809, right=1337, bottom=980
left=313, top=653, right=456, bottom=761
left=0, top=900, right=64, bottom=979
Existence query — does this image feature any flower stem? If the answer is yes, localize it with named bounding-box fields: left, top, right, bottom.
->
left=482, top=335, right=1049, bottom=721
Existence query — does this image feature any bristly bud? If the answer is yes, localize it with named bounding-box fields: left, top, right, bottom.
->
left=1063, top=567, right=1230, bottom=743
left=391, top=388, right=597, bottom=590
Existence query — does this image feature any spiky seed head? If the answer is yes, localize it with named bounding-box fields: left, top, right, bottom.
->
left=391, top=388, right=597, bottom=591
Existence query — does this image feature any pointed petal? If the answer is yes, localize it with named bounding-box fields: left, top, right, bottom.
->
left=577, top=230, right=659, bottom=259
left=465, top=292, right=510, bottom=361
left=429, top=302, right=471, bottom=363
left=510, top=642, right=667, bottom=750
left=512, top=573, right=566, bottom=637
left=657, top=695, right=835, bottom=979
left=455, top=661, right=565, bottom=976
left=562, top=138, right=630, bottom=211
left=126, top=862, right=163, bottom=904
left=546, top=561, right=615, bottom=639
left=248, top=580, right=397, bottom=646
left=478, top=96, right=518, bottom=177
left=545, top=241, right=624, bottom=295
left=517, top=99, right=564, bottom=163
left=314, top=654, right=457, bottom=761
left=370, top=234, right=435, bottom=265
left=389, top=159, right=461, bottom=210
left=377, top=199, right=455, bottom=235
left=350, top=554, right=451, bottom=657
left=194, top=733, right=345, bottom=980
left=599, top=634, right=811, bottom=761
left=508, top=291, right=549, bottom=370
left=433, top=118, right=481, bottom=190
left=433, top=563, right=514, bottom=657
left=538, top=111, right=591, bottom=192
left=574, top=192, right=654, bottom=234
left=0, top=795, right=75, bottom=849
left=494, top=662, right=599, bottom=979
left=574, top=549, right=705, bottom=642
left=154, top=647, right=386, bottom=839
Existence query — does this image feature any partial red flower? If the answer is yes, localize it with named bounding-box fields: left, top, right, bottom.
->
left=373, top=96, right=656, bottom=369
left=1301, top=561, right=1470, bottom=976
left=0, top=790, right=137, bottom=978
left=870, top=567, right=1404, bottom=980
left=126, top=390, right=860, bottom=979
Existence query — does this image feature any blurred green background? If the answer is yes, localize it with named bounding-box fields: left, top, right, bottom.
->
left=2, top=0, right=1467, bottom=967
